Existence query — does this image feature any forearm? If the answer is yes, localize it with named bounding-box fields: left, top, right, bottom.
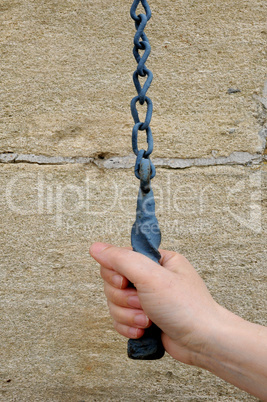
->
left=194, top=306, right=267, bottom=399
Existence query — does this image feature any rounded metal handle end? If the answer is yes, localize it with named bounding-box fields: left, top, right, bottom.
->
left=127, top=323, right=165, bottom=360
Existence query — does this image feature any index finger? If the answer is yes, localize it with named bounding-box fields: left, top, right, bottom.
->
left=89, top=242, right=161, bottom=286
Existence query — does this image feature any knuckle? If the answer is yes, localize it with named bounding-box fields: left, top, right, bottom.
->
left=104, top=282, right=118, bottom=303
left=113, top=321, right=137, bottom=339
left=100, top=266, right=107, bottom=280
left=107, top=300, right=114, bottom=317
left=174, top=252, right=188, bottom=265
left=114, top=322, right=128, bottom=338
left=113, top=319, right=118, bottom=331
left=109, top=286, right=118, bottom=302
left=103, top=282, right=110, bottom=298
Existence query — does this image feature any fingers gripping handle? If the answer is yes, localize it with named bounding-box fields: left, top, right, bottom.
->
left=128, top=159, right=165, bottom=359
left=127, top=278, right=165, bottom=359
left=128, top=312, right=165, bottom=360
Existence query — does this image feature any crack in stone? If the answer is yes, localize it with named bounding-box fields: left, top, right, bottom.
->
left=0, top=151, right=264, bottom=169
left=102, top=152, right=264, bottom=169
left=0, top=153, right=94, bottom=165
left=1, top=82, right=266, bottom=170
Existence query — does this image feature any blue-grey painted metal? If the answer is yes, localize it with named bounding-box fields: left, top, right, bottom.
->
left=128, top=0, right=165, bottom=360
left=131, top=159, right=161, bottom=263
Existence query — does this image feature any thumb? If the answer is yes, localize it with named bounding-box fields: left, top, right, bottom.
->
left=89, top=242, right=162, bottom=286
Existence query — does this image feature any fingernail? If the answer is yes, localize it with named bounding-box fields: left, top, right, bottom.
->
left=128, top=327, right=138, bottom=338
left=89, top=242, right=110, bottom=256
left=134, top=314, right=149, bottom=327
left=112, top=275, right=123, bottom=288
left=127, top=296, right=141, bottom=308
left=129, top=327, right=139, bottom=338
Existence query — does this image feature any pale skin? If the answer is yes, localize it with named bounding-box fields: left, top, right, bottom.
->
left=89, top=242, right=267, bottom=399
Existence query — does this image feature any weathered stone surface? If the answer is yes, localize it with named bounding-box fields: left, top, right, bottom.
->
left=1, top=0, right=266, bottom=399
left=0, top=163, right=266, bottom=400
left=1, top=0, right=266, bottom=158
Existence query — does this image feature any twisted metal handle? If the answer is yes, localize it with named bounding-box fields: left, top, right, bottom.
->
left=128, top=159, right=165, bottom=360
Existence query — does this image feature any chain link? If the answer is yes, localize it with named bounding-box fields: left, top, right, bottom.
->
left=130, top=0, right=155, bottom=180
left=128, top=0, right=164, bottom=360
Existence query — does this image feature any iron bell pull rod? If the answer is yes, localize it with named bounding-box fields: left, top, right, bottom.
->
left=128, top=0, right=165, bottom=360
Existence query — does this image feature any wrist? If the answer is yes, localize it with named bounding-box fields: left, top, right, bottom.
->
left=169, top=302, right=230, bottom=367
left=191, top=305, right=267, bottom=398
left=189, top=303, right=231, bottom=368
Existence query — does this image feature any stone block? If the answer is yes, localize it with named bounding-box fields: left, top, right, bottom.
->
left=0, top=163, right=266, bottom=400
left=0, top=0, right=266, bottom=158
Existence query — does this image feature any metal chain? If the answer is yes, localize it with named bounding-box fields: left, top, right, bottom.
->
left=130, top=0, right=155, bottom=180
left=128, top=0, right=165, bottom=360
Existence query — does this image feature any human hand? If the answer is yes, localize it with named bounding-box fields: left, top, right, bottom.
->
left=89, top=242, right=222, bottom=365
left=90, top=242, right=267, bottom=398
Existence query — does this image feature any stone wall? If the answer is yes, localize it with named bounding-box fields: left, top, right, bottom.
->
left=1, top=1, right=266, bottom=400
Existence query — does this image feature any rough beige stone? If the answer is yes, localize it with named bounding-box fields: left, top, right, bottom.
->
left=0, top=163, right=266, bottom=400
left=1, top=0, right=266, bottom=158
